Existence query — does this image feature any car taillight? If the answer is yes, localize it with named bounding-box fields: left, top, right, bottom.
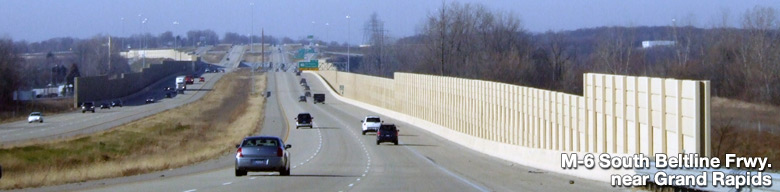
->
left=377, top=131, right=381, bottom=136
left=236, top=147, right=243, bottom=158
left=277, top=147, right=284, bottom=157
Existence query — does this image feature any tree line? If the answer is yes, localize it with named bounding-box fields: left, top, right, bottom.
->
left=351, top=2, right=780, bottom=105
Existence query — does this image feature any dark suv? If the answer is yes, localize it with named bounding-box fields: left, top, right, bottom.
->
left=82, top=102, right=96, bottom=113
left=376, top=124, right=399, bottom=145
left=299, top=96, right=307, bottom=102
left=295, top=113, right=313, bottom=129
left=313, top=94, right=325, bottom=104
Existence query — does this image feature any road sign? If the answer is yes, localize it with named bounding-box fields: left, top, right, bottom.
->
left=298, top=60, right=318, bottom=71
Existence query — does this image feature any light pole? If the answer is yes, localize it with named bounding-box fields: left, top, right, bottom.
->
left=311, top=21, right=316, bottom=47
left=121, top=17, right=124, bottom=51
left=324, top=22, right=329, bottom=44
left=250, top=2, right=254, bottom=53
left=173, top=21, right=179, bottom=59
left=346, top=15, right=350, bottom=72
left=142, top=18, right=148, bottom=68
left=137, top=14, right=142, bottom=50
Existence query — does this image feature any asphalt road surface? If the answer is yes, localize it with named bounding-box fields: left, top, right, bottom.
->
left=0, top=72, right=224, bottom=146
left=0, top=46, right=236, bottom=146
left=63, top=48, right=615, bottom=192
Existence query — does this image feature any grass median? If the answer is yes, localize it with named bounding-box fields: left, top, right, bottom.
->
left=0, top=69, right=267, bottom=189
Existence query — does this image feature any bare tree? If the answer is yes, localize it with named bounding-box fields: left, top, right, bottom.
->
left=593, top=27, right=638, bottom=75
left=361, top=12, right=390, bottom=76
left=740, top=6, right=779, bottom=103
left=541, top=31, right=574, bottom=89
left=0, top=38, right=21, bottom=107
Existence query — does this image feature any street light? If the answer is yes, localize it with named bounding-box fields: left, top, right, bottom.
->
left=250, top=2, right=254, bottom=53
left=324, top=22, right=329, bottom=44
left=121, top=17, right=124, bottom=51
left=346, top=15, right=350, bottom=72
left=142, top=18, right=148, bottom=68
left=173, top=21, right=180, bottom=60
left=311, top=21, right=316, bottom=46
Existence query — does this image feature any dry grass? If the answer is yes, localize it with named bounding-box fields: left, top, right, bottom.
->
left=201, top=53, right=227, bottom=64
left=242, top=52, right=264, bottom=63
left=0, top=69, right=267, bottom=189
left=0, top=98, right=75, bottom=123
left=711, top=97, right=780, bottom=171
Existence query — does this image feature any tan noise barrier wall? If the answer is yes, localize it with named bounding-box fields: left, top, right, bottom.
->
left=317, top=71, right=711, bottom=157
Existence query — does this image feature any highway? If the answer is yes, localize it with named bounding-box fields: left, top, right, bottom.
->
left=0, top=48, right=237, bottom=146
left=66, top=47, right=614, bottom=192
left=220, top=45, right=245, bottom=69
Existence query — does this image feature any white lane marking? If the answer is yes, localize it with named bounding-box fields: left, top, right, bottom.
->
left=222, top=182, right=232, bottom=185
left=250, top=177, right=256, bottom=180
left=401, top=141, right=490, bottom=192
left=311, top=108, right=373, bottom=191
left=183, top=189, right=197, bottom=192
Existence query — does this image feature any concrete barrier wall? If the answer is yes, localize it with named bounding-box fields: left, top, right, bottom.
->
left=120, top=49, right=197, bottom=61
left=75, top=60, right=198, bottom=105
left=316, top=71, right=711, bottom=157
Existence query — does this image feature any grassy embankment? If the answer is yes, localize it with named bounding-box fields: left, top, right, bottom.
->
left=711, top=97, right=780, bottom=169
left=0, top=69, right=267, bottom=189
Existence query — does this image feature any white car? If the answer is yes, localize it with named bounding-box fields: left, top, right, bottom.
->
left=361, top=116, right=382, bottom=135
left=28, top=112, right=43, bottom=123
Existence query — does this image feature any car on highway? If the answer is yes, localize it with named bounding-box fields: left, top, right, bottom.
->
left=100, top=102, right=111, bottom=109
left=303, top=85, right=310, bottom=91
left=295, top=113, right=313, bottom=129
left=377, top=124, right=399, bottom=145
left=199, top=77, right=205, bottom=82
left=111, top=100, right=123, bottom=107
left=296, top=71, right=301, bottom=76
left=82, top=102, right=96, bottom=113
left=313, top=94, right=325, bottom=104
left=27, top=112, right=43, bottom=123
left=299, top=78, right=307, bottom=85
left=185, top=76, right=194, bottom=84
left=145, top=97, right=155, bottom=104
left=165, top=92, right=174, bottom=98
left=361, top=116, right=382, bottom=135
left=234, top=136, right=291, bottom=176
left=299, top=96, right=307, bottom=102
left=305, top=91, right=311, bottom=97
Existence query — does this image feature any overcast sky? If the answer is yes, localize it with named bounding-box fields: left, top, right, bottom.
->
left=1, top=0, right=778, bottom=43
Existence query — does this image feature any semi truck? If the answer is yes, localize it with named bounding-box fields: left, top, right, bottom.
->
left=176, top=76, right=187, bottom=90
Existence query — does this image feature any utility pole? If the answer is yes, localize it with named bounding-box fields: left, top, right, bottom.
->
left=121, top=17, right=124, bottom=51
left=346, top=15, right=351, bottom=72
left=250, top=2, right=254, bottom=53
left=440, top=1, right=445, bottom=76
left=108, top=35, right=111, bottom=75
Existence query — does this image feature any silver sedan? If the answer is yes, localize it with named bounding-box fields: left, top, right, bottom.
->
left=235, top=136, right=291, bottom=176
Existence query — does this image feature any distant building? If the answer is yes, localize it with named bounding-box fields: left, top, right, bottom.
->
left=642, top=40, right=676, bottom=48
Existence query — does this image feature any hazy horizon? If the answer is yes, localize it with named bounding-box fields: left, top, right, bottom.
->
left=1, top=0, right=778, bottom=43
